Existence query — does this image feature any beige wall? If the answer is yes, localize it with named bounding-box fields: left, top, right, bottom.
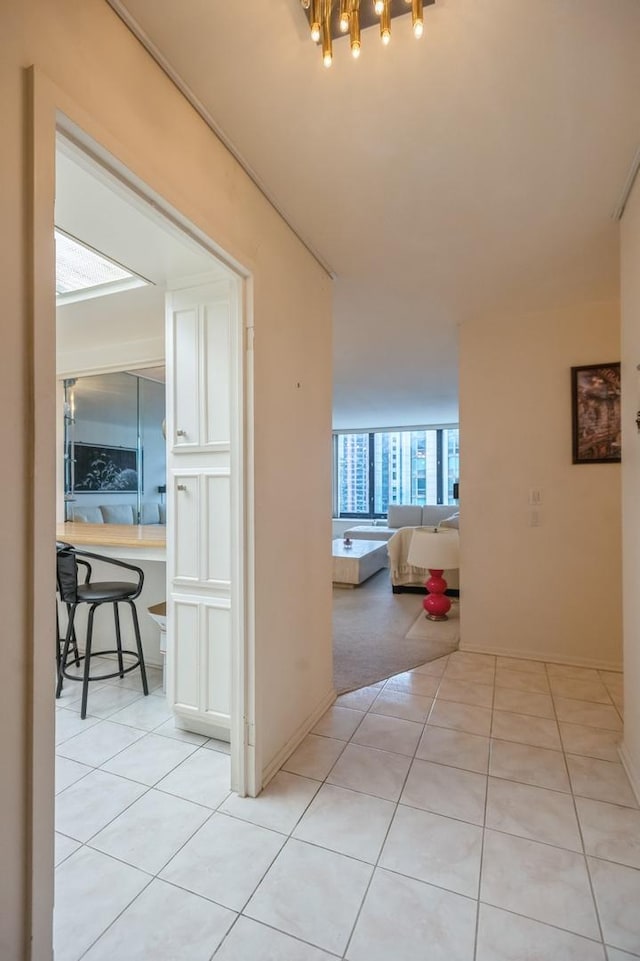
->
left=0, top=5, right=29, bottom=960
left=1, top=2, right=333, bottom=958
left=459, top=301, right=621, bottom=668
left=621, top=178, right=640, bottom=800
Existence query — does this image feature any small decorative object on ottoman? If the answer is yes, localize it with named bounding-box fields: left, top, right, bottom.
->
left=343, top=536, right=352, bottom=549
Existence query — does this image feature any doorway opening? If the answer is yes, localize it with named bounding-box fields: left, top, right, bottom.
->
left=53, top=128, right=254, bottom=958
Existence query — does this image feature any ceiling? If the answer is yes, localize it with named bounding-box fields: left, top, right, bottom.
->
left=56, top=138, right=222, bottom=290
left=110, top=0, right=640, bottom=429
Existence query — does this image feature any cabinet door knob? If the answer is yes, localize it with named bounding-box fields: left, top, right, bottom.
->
left=177, top=484, right=187, bottom=491
left=176, top=429, right=186, bottom=437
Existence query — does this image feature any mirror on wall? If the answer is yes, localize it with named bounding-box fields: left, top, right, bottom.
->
left=63, top=367, right=166, bottom=524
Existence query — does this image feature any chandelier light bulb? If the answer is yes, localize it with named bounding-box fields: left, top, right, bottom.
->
left=311, top=22, right=321, bottom=41
left=351, top=40, right=361, bottom=57
left=381, top=28, right=391, bottom=44
left=300, top=0, right=311, bottom=8
left=324, top=51, right=333, bottom=66
left=413, top=18, right=423, bottom=37
left=374, top=0, right=384, bottom=15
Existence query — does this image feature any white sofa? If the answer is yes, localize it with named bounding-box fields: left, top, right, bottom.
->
left=343, top=504, right=456, bottom=542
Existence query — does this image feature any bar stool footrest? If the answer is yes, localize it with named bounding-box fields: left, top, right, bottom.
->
left=59, top=649, right=143, bottom=683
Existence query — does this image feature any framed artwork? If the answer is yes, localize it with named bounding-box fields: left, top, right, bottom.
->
left=571, top=363, right=621, bottom=464
left=73, top=443, right=139, bottom=492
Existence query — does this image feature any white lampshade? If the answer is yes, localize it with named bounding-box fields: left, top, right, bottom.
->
left=407, top=528, right=459, bottom=571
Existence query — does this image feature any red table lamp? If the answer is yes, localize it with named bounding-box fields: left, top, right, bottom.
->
left=407, top=528, right=460, bottom=621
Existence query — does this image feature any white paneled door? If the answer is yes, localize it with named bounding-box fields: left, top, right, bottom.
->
left=165, top=277, right=251, bottom=794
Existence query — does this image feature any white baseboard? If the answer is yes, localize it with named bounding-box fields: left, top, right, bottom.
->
left=459, top=642, right=622, bottom=674
left=261, top=686, right=337, bottom=788
left=619, top=742, right=640, bottom=806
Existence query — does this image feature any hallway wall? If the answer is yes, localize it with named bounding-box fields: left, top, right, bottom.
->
left=0, top=2, right=333, bottom=958
left=459, top=301, right=621, bottom=667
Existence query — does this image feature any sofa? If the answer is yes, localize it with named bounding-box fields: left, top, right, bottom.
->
left=71, top=502, right=166, bottom=525
left=343, top=504, right=456, bottom=542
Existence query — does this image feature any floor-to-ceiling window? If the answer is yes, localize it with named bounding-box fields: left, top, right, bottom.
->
left=333, top=426, right=459, bottom=517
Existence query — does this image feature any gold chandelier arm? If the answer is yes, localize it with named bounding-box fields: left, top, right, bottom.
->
left=412, top=0, right=424, bottom=37
left=381, top=0, right=391, bottom=44
left=310, top=0, right=321, bottom=41
left=350, top=0, right=361, bottom=57
left=339, top=0, right=350, bottom=32
left=322, top=0, right=334, bottom=67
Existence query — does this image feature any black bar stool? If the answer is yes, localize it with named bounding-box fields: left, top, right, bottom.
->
left=56, top=547, right=149, bottom=718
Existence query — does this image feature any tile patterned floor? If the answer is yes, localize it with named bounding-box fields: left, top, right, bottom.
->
left=54, top=652, right=638, bottom=961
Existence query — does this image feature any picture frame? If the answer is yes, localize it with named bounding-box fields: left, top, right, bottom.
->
left=571, top=362, right=621, bottom=464
left=73, top=442, right=139, bottom=492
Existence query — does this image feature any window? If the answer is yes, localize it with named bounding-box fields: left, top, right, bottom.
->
left=334, top=427, right=459, bottom=517
left=335, top=432, right=369, bottom=515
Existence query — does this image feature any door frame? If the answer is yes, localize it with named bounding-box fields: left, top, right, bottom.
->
left=28, top=67, right=257, bottom=958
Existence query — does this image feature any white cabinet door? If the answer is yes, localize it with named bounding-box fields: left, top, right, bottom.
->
left=171, top=291, right=232, bottom=452
left=166, top=279, right=240, bottom=741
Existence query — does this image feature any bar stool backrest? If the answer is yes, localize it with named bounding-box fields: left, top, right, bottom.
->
left=56, top=549, right=79, bottom=604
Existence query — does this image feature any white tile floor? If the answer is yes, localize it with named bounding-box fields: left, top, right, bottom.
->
left=54, top=651, right=639, bottom=961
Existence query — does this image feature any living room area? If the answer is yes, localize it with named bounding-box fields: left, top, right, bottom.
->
left=330, top=428, right=462, bottom=695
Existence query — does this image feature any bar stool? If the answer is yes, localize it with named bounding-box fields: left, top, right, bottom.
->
left=56, top=546, right=149, bottom=718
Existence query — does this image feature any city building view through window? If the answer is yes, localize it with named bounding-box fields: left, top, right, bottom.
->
left=334, top=428, right=459, bottom=516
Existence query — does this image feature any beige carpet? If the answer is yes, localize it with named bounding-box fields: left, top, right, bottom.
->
left=333, top=570, right=460, bottom=693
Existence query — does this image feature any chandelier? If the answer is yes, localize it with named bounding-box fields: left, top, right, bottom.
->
left=300, top=0, right=435, bottom=66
